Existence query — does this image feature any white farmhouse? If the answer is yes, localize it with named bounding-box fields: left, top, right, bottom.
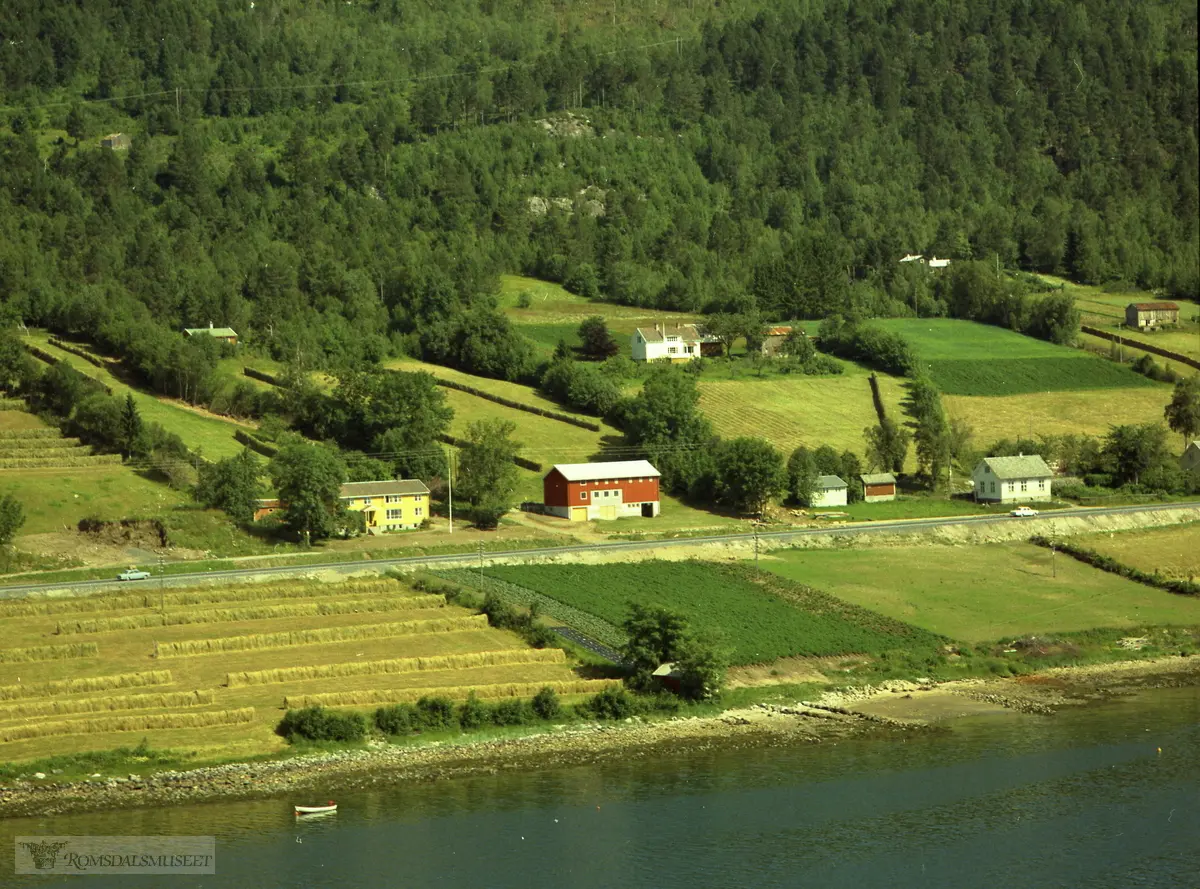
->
left=971, top=455, right=1053, bottom=503
left=810, top=475, right=848, bottom=507
left=631, top=323, right=720, bottom=363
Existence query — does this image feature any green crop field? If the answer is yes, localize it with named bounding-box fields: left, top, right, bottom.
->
left=872, top=319, right=1159, bottom=396
left=1077, top=523, right=1200, bottom=582
left=697, top=364, right=911, bottom=462
left=24, top=333, right=252, bottom=459
left=482, top=561, right=945, bottom=664
left=764, top=543, right=1200, bottom=642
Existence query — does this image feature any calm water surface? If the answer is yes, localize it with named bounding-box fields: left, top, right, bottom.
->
left=1, top=686, right=1197, bottom=888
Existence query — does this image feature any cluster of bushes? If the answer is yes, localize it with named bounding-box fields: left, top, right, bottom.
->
left=438, top=375, right=600, bottom=430
left=539, top=358, right=625, bottom=419
left=233, top=429, right=277, bottom=457
left=482, top=592, right=560, bottom=649
left=936, top=263, right=1080, bottom=345
left=787, top=444, right=864, bottom=505
left=274, top=688, right=565, bottom=743
left=439, top=432, right=541, bottom=473
left=1130, top=354, right=1184, bottom=384
left=1030, top=536, right=1199, bottom=596
left=47, top=338, right=106, bottom=369
left=817, top=318, right=916, bottom=377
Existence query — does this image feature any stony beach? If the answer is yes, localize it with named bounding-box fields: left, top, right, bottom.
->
left=1, top=654, right=1195, bottom=820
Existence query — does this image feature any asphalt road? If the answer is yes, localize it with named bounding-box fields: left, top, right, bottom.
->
left=1, top=500, right=1196, bottom=599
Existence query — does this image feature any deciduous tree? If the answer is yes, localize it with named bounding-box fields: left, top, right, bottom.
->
left=456, top=418, right=520, bottom=529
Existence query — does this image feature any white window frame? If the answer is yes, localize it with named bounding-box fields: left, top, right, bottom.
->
left=386, top=509, right=403, bottom=520
left=580, top=491, right=588, bottom=501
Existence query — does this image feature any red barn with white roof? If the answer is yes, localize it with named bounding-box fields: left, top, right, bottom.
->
left=543, top=460, right=661, bottom=521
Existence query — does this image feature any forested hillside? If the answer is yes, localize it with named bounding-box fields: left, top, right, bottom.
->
left=0, top=0, right=1195, bottom=376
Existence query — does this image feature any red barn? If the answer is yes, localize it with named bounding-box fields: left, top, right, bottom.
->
left=543, top=460, right=661, bottom=521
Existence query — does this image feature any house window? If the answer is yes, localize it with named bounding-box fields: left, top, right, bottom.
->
left=580, top=491, right=588, bottom=501
left=363, top=498, right=372, bottom=506
left=990, top=482, right=995, bottom=493
left=1038, top=479, right=1045, bottom=490
left=668, top=347, right=678, bottom=354
left=667, top=336, right=679, bottom=342
left=386, top=495, right=401, bottom=503
left=1021, top=481, right=1027, bottom=492
left=386, top=509, right=403, bottom=520
left=415, top=507, right=423, bottom=516
left=685, top=345, right=694, bottom=354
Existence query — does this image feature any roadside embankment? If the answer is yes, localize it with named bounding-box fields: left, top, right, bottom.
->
left=2, top=654, right=1195, bottom=819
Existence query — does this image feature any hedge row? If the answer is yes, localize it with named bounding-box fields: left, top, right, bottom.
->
left=1030, top=535, right=1200, bottom=596
left=0, top=454, right=120, bottom=468
left=867, top=372, right=888, bottom=423
left=22, top=343, right=114, bottom=395
left=432, top=377, right=601, bottom=431
left=1081, top=325, right=1200, bottom=371
left=48, top=338, right=108, bottom=369
left=439, top=433, right=542, bottom=473
left=242, top=366, right=280, bottom=386
left=0, top=428, right=60, bottom=440
left=0, top=398, right=24, bottom=410
left=234, top=429, right=278, bottom=457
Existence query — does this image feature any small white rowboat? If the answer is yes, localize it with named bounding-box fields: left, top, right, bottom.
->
left=294, top=802, right=337, bottom=815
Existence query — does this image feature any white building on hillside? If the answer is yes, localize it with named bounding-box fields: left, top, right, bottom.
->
left=971, top=455, right=1053, bottom=503
left=631, top=323, right=721, bottom=363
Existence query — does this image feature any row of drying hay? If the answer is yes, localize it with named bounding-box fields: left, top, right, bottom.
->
left=0, top=642, right=98, bottom=663
left=0, top=443, right=90, bottom=456
left=285, top=679, right=620, bottom=709
left=227, top=646, right=565, bottom=687
left=2, top=577, right=414, bottom=618
left=0, top=707, right=256, bottom=743
left=0, top=690, right=214, bottom=722
left=0, top=428, right=59, bottom=440
left=0, top=670, right=173, bottom=702
left=155, top=614, right=488, bottom=658
left=56, top=598, right=427, bottom=635
left=0, top=454, right=121, bottom=468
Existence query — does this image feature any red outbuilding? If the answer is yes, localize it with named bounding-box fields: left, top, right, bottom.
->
left=543, top=460, right=661, bottom=521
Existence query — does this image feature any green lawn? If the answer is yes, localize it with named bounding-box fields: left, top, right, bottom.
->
left=872, top=318, right=1158, bottom=396
left=763, top=543, right=1200, bottom=642
left=2, top=467, right=191, bottom=535
left=25, top=333, right=252, bottom=459
left=478, top=561, right=945, bottom=664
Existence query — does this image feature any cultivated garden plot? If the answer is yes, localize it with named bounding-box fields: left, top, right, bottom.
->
left=0, top=576, right=598, bottom=763
left=872, top=319, right=1160, bottom=396
left=475, top=561, right=946, bottom=665
left=763, top=543, right=1200, bottom=642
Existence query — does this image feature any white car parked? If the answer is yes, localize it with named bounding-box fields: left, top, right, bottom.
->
left=1009, top=506, right=1039, bottom=517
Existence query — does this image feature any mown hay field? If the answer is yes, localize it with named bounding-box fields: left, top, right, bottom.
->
left=763, top=543, right=1200, bottom=642
left=873, top=319, right=1159, bottom=396
left=943, top=387, right=1171, bottom=449
left=696, top=364, right=910, bottom=461
left=1078, top=524, right=1200, bottom=582
left=0, top=576, right=587, bottom=763
left=478, top=561, right=945, bottom=665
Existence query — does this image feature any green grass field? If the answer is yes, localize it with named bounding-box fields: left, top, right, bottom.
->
left=697, top=363, right=911, bottom=463
left=25, top=333, right=252, bottom=459
left=481, top=561, right=945, bottom=664
left=2, top=467, right=191, bottom=536
left=872, top=319, right=1159, bottom=396
left=1078, top=523, right=1200, bottom=582
left=764, top=543, right=1200, bottom=642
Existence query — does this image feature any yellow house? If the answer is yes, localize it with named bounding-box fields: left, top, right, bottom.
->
left=339, top=479, right=430, bottom=533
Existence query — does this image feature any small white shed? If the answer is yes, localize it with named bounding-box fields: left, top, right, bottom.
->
left=810, top=475, right=848, bottom=508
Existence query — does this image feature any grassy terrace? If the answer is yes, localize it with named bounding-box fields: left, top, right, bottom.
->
left=873, top=318, right=1159, bottom=396
left=763, top=543, right=1200, bottom=642
left=0, top=576, right=605, bottom=764
left=24, top=332, right=252, bottom=460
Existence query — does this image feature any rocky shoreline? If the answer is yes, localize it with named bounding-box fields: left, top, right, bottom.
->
left=1, top=655, right=1196, bottom=820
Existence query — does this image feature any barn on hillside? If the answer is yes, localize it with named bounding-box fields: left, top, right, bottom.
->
left=543, top=460, right=661, bottom=521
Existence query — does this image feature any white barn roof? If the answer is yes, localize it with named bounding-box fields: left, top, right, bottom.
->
left=550, top=460, right=660, bottom=482
left=977, top=455, right=1053, bottom=480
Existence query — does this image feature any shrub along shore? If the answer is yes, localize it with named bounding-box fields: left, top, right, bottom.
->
left=0, top=654, right=1195, bottom=819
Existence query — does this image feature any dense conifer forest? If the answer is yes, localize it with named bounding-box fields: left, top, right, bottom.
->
left=0, top=0, right=1196, bottom=379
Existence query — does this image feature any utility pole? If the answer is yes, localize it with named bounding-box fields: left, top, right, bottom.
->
left=446, top=446, right=454, bottom=535
left=753, top=528, right=760, bottom=575
left=158, top=554, right=165, bottom=614
left=478, top=541, right=485, bottom=589
left=1051, top=542, right=1056, bottom=578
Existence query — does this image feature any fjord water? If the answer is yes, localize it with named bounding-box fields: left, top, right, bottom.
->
left=3, top=687, right=1197, bottom=889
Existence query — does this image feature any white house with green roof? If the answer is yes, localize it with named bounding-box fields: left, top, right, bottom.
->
left=183, top=322, right=238, bottom=345
left=971, top=455, right=1053, bottom=503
